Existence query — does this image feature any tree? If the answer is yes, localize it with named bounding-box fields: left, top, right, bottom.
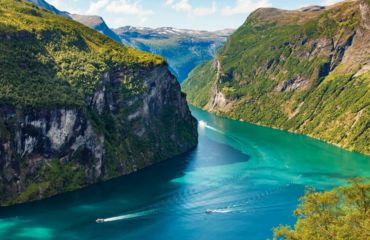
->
left=273, top=178, right=370, bottom=240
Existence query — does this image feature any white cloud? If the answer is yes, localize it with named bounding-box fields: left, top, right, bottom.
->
left=165, top=0, right=175, bottom=5
left=86, top=0, right=110, bottom=15
left=48, top=0, right=62, bottom=8
left=84, top=0, right=153, bottom=24
left=172, top=0, right=192, bottom=13
left=48, top=0, right=82, bottom=13
left=106, top=0, right=154, bottom=16
left=221, top=0, right=271, bottom=16
left=165, top=0, right=217, bottom=17
left=193, top=2, right=217, bottom=16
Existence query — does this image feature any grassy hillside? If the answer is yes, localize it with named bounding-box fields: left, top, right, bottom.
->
left=183, top=61, right=216, bottom=107
left=0, top=0, right=163, bottom=108
left=183, top=0, right=370, bottom=155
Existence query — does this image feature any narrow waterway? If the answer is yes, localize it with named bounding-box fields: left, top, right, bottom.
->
left=1, top=107, right=369, bottom=240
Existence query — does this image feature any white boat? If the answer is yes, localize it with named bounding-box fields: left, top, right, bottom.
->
left=96, top=218, right=105, bottom=223
left=205, top=209, right=215, bottom=213
left=198, top=120, right=207, bottom=128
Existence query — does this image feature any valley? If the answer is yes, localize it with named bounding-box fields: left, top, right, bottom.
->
left=0, top=1, right=369, bottom=239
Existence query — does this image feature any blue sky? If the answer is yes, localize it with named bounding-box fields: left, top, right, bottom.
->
left=48, top=0, right=344, bottom=30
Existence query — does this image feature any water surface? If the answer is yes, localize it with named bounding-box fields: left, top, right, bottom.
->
left=1, top=107, right=369, bottom=240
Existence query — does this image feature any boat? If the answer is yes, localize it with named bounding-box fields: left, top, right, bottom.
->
left=205, top=209, right=215, bottom=214
left=96, top=218, right=105, bottom=223
left=205, top=209, right=231, bottom=214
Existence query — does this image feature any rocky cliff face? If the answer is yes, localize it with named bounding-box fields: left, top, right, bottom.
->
left=0, top=65, right=197, bottom=206
left=183, top=0, right=369, bottom=155
left=0, top=0, right=197, bottom=206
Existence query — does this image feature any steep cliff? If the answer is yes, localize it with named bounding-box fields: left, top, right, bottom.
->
left=0, top=0, right=197, bottom=206
left=183, top=0, right=369, bottom=155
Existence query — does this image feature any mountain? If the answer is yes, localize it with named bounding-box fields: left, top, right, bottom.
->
left=183, top=0, right=370, bottom=155
left=69, top=14, right=122, bottom=43
left=0, top=0, right=197, bottom=206
left=114, top=27, right=233, bottom=82
left=25, top=0, right=121, bottom=42
left=24, top=0, right=232, bottom=83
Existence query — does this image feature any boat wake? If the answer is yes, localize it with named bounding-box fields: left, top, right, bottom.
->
left=206, top=208, right=234, bottom=214
left=97, top=209, right=157, bottom=223
left=199, top=120, right=225, bottom=134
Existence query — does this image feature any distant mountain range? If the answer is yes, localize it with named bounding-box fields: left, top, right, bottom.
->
left=114, top=26, right=233, bottom=81
left=25, top=0, right=232, bottom=82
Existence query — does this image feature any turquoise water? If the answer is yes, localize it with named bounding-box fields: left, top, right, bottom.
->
left=1, top=107, right=370, bottom=240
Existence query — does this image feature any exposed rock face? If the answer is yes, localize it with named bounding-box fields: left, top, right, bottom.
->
left=207, top=59, right=233, bottom=111
left=209, top=87, right=229, bottom=111
left=0, top=107, right=103, bottom=200
left=275, top=76, right=309, bottom=92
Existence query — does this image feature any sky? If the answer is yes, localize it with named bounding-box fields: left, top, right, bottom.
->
left=48, top=0, right=345, bottom=30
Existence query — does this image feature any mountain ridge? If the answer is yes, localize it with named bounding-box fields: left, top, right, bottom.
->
left=70, top=14, right=122, bottom=43
left=114, top=26, right=233, bottom=39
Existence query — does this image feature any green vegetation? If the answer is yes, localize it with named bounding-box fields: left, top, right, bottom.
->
left=0, top=0, right=163, bottom=108
left=273, top=178, right=370, bottom=240
left=0, top=0, right=197, bottom=206
left=10, top=159, right=86, bottom=205
left=183, top=0, right=370, bottom=155
left=182, top=61, right=215, bottom=107
left=135, top=38, right=219, bottom=82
